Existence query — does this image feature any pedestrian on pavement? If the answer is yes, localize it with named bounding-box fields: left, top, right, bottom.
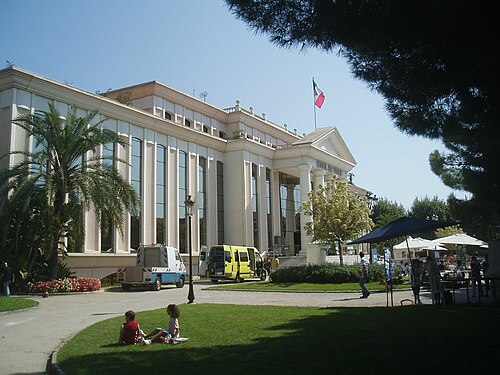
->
left=481, top=255, right=490, bottom=297
left=409, top=259, right=423, bottom=304
left=1, top=262, right=15, bottom=297
left=359, top=252, right=370, bottom=298
left=270, top=255, right=279, bottom=273
left=470, top=256, right=482, bottom=298
left=424, top=255, right=441, bottom=304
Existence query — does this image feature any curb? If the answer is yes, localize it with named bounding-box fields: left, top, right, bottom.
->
left=46, top=351, right=65, bottom=375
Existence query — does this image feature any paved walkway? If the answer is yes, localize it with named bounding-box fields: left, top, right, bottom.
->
left=0, top=283, right=493, bottom=374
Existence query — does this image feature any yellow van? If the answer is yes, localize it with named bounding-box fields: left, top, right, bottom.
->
left=208, top=245, right=267, bottom=283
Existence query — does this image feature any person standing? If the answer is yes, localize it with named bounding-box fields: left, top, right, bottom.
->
left=481, top=255, right=490, bottom=297
left=359, top=252, right=370, bottom=298
left=470, top=256, right=482, bottom=298
left=270, top=255, right=280, bottom=273
left=2, top=262, right=15, bottom=297
left=410, top=259, right=423, bottom=304
left=424, top=255, right=442, bottom=304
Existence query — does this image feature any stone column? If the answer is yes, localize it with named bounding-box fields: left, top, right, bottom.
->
left=324, top=172, right=335, bottom=185
left=312, top=168, right=325, bottom=191
left=285, top=184, right=296, bottom=254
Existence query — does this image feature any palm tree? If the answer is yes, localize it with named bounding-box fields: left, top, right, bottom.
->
left=0, top=104, right=139, bottom=279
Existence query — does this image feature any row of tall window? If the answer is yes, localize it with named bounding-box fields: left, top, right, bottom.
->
left=162, top=111, right=226, bottom=139
left=98, top=141, right=222, bottom=254
left=252, top=165, right=273, bottom=252
left=34, top=129, right=298, bottom=254
left=279, top=173, right=301, bottom=255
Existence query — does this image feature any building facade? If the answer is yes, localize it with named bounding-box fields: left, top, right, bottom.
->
left=0, top=67, right=368, bottom=278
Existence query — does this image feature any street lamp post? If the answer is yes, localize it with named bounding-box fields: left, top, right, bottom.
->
left=185, top=195, right=195, bottom=304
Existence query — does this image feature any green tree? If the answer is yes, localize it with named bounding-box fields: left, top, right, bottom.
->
left=0, top=104, right=139, bottom=279
left=435, top=225, right=462, bottom=239
left=409, top=196, right=452, bottom=239
left=0, top=187, right=50, bottom=284
left=301, top=176, right=373, bottom=265
left=371, top=197, right=406, bottom=227
left=409, top=196, right=451, bottom=222
left=226, top=0, right=500, bottom=232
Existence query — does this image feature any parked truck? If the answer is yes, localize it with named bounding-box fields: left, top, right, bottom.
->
left=209, top=245, right=267, bottom=283
left=120, top=244, right=187, bottom=291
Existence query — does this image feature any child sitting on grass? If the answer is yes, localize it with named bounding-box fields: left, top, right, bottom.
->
left=144, top=304, right=180, bottom=344
left=118, top=310, right=151, bottom=345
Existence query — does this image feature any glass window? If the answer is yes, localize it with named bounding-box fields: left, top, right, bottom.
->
left=217, top=161, right=224, bottom=244
left=130, top=138, right=142, bottom=250
left=179, top=150, right=187, bottom=253
left=199, top=157, right=207, bottom=246
left=239, top=251, right=249, bottom=262
left=156, top=145, right=166, bottom=244
left=101, top=142, right=115, bottom=252
left=252, top=164, right=259, bottom=249
left=266, top=168, right=272, bottom=250
left=279, top=173, right=301, bottom=255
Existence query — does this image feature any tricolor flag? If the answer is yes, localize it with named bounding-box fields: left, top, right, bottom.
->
left=313, top=79, right=325, bottom=108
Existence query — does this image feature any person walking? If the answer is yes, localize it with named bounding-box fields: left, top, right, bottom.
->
left=2, top=262, right=15, bottom=297
left=358, top=252, right=370, bottom=298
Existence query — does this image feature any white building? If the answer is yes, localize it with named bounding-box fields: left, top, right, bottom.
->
left=0, top=67, right=369, bottom=278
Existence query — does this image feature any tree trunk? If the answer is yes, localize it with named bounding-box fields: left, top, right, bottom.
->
left=48, top=190, right=65, bottom=280
left=338, top=240, right=344, bottom=266
left=48, top=231, right=59, bottom=280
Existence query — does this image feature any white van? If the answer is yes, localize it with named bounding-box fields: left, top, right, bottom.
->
left=120, top=244, right=187, bottom=291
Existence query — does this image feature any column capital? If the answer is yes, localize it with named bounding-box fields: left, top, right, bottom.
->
left=324, top=172, right=336, bottom=182
left=311, top=168, right=326, bottom=178
left=298, top=164, right=311, bottom=173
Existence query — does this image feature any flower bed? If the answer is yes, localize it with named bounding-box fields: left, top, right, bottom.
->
left=26, top=278, right=101, bottom=293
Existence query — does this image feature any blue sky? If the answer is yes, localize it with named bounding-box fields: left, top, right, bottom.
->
left=0, top=0, right=464, bottom=209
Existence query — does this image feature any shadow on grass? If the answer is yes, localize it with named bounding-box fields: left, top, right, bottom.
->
left=57, top=304, right=499, bottom=375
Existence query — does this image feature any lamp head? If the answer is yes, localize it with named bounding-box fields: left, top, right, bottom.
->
left=185, top=195, right=195, bottom=216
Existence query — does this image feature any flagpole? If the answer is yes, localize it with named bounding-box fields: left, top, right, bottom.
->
left=314, top=104, right=317, bottom=130
left=313, top=77, right=317, bottom=130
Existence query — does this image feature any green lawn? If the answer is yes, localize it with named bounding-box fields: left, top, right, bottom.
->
left=0, top=296, right=38, bottom=312
left=205, top=280, right=410, bottom=292
left=56, top=303, right=498, bottom=375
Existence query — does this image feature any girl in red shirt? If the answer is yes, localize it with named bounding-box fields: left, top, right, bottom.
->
left=118, top=310, right=149, bottom=345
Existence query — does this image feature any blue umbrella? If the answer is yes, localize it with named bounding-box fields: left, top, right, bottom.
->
left=348, top=217, right=457, bottom=245
left=349, top=217, right=456, bottom=307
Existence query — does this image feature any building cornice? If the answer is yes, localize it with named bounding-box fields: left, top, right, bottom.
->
left=0, top=67, right=228, bottom=152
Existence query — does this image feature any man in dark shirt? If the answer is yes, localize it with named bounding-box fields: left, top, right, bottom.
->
left=2, top=262, right=15, bottom=297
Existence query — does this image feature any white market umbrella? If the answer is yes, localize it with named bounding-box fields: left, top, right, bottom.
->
left=393, top=236, right=446, bottom=261
left=436, top=233, right=488, bottom=247
left=393, top=236, right=446, bottom=250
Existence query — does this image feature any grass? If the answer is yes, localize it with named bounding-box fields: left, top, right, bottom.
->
left=205, top=280, right=411, bottom=292
left=0, top=296, right=38, bottom=312
left=56, top=303, right=498, bottom=375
